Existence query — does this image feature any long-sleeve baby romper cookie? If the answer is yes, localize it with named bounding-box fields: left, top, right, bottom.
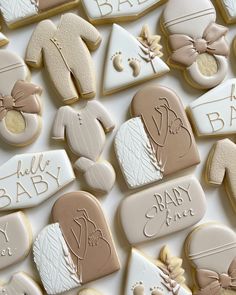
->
left=0, top=50, right=42, bottom=146
left=52, top=100, right=116, bottom=193
left=185, top=223, right=236, bottom=295
left=26, top=13, right=101, bottom=104
left=162, top=0, right=229, bottom=90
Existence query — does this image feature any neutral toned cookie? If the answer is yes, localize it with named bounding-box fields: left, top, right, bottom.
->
left=185, top=223, right=236, bottom=295
left=0, top=150, right=75, bottom=211
left=125, top=247, right=191, bottom=295
left=188, top=79, right=236, bottom=137
left=216, top=0, right=236, bottom=24
left=78, top=289, right=103, bottom=295
left=162, top=0, right=229, bottom=90
left=26, top=13, right=101, bottom=104
left=120, top=175, right=206, bottom=245
left=33, top=191, right=120, bottom=294
left=115, top=85, right=200, bottom=189
left=0, top=272, right=43, bottom=295
left=0, top=50, right=42, bottom=146
left=205, top=138, right=236, bottom=213
left=0, top=212, right=32, bottom=270
left=103, top=24, right=169, bottom=95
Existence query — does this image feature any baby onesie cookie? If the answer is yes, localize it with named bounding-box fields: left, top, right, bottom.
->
left=82, top=0, right=165, bottom=24
left=185, top=223, right=236, bottom=294
left=120, top=175, right=206, bottom=245
left=0, top=272, right=43, bottom=295
left=0, top=212, right=32, bottom=270
left=26, top=13, right=101, bottom=104
left=115, top=85, right=200, bottom=189
left=0, top=0, right=79, bottom=29
left=205, top=138, right=236, bottom=213
left=216, top=0, right=236, bottom=24
left=33, top=191, right=120, bottom=294
left=188, top=79, right=236, bottom=137
left=125, top=247, right=191, bottom=295
left=0, top=150, right=75, bottom=211
left=162, top=0, right=229, bottom=90
left=0, top=50, right=42, bottom=146
left=103, top=24, right=169, bottom=95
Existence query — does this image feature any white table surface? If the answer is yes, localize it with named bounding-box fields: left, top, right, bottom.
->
left=0, top=1, right=236, bottom=294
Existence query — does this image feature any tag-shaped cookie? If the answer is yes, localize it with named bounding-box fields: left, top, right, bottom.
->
left=188, top=79, right=236, bottom=137
left=33, top=191, right=120, bottom=295
left=185, top=223, right=236, bottom=294
left=115, top=85, right=200, bottom=189
left=162, top=0, right=229, bottom=90
left=216, top=0, right=236, bottom=24
left=0, top=150, right=75, bottom=211
left=81, top=0, right=165, bottom=24
left=0, top=272, right=43, bottom=295
left=0, top=50, right=42, bottom=146
left=103, top=24, right=169, bottom=95
left=120, top=175, right=206, bottom=245
left=125, top=247, right=191, bottom=295
left=205, top=139, right=236, bottom=213
left=0, top=212, right=32, bottom=270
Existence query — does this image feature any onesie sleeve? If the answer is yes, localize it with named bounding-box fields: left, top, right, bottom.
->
left=52, top=106, right=70, bottom=140
left=90, top=101, right=115, bottom=133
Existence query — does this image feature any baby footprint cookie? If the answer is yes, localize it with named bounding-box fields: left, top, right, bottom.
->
left=125, top=247, right=191, bottom=295
left=185, top=223, right=236, bottom=295
left=103, top=24, right=169, bottom=95
left=115, top=85, right=200, bottom=189
left=162, top=0, right=229, bottom=90
left=33, top=191, right=120, bottom=294
left=0, top=50, right=42, bottom=146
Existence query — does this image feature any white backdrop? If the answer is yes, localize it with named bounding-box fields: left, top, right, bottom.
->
left=0, top=1, right=236, bottom=294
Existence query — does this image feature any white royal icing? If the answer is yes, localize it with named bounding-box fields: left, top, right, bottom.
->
left=103, top=24, right=169, bottom=95
left=0, top=150, right=75, bottom=210
left=33, top=223, right=81, bottom=295
left=221, top=0, right=236, bottom=18
left=189, top=79, right=236, bottom=137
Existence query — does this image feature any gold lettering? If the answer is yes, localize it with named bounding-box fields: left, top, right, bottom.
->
left=138, top=0, right=149, bottom=3
left=31, top=176, right=48, bottom=195
left=0, top=222, right=9, bottom=242
left=206, top=112, right=224, bottom=133
left=230, top=106, right=236, bottom=126
left=94, top=0, right=113, bottom=16
left=118, top=0, right=133, bottom=11
left=16, top=182, right=32, bottom=202
left=46, top=167, right=61, bottom=187
left=0, top=189, right=11, bottom=209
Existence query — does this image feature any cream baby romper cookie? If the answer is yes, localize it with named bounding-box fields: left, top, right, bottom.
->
left=120, top=175, right=206, bottom=245
left=216, top=0, right=236, bottom=24
left=185, top=223, right=236, bottom=295
left=115, top=85, right=200, bottom=189
left=162, top=0, right=229, bottom=90
left=0, top=50, right=42, bottom=146
left=26, top=13, right=101, bottom=104
left=0, top=272, right=43, bottom=295
left=205, top=138, right=236, bottom=213
left=188, top=79, right=236, bottom=137
left=82, top=0, right=165, bottom=24
left=125, top=247, right=192, bottom=295
left=33, top=191, right=120, bottom=294
left=53, top=100, right=116, bottom=193
left=103, top=24, right=169, bottom=95
left=0, top=212, right=32, bottom=270
left=0, top=150, right=75, bottom=211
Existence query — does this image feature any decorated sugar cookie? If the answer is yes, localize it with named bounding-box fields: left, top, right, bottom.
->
left=205, top=139, right=236, bottom=213
left=26, top=13, right=101, bottom=104
left=33, top=191, right=120, bottom=294
left=78, top=289, right=103, bottom=295
left=216, top=0, right=236, bottom=24
left=0, top=50, right=42, bottom=146
left=0, top=212, right=32, bottom=270
left=82, top=0, right=165, bottom=24
left=185, top=223, right=236, bottom=295
left=125, top=247, right=191, bottom=295
left=115, top=85, right=200, bottom=189
left=0, top=150, right=75, bottom=211
left=0, top=272, right=43, bottom=295
left=162, top=0, right=229, bottom=90
left=103, top=24, right=169, bottom=95
left=188, top=79, right=236, bottom=137
left=120, top=175, right=206, bottom=245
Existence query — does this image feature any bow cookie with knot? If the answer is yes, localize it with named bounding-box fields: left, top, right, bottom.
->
left=169, top=22, right=229, bottom=68
left=0, top=80, right=42, bottom=121
left=196, top=258, right=236, bottom=295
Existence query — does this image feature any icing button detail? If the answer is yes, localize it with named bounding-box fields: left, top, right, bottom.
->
left=194, top=39, right=208, bottom=54
left=219, top=274, right=231, bottom=288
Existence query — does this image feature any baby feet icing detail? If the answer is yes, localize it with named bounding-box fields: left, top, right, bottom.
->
left=150, top=287, right=164, bottom=295
left=112, top=52, right=124, bottom=72
left=132, top=282, right=145, bottom=295
left=128, top=58, right=141, bottom=77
